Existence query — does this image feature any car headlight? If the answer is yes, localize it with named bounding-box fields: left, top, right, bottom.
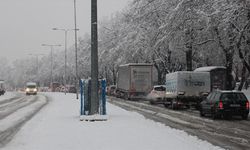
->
left=202, top=92, right=209, bottom=96
left=34, top=88, right=37, bottom=92
left=178, top=91, right=185, bottom=95
left=26, top=88, right=30, bottom=92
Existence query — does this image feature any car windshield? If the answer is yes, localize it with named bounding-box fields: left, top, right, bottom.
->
left=154, top=86, right=166, bottom=91
left=27, top=85, right=36, bottom=88
left=221, top=93, right=247, bottom=101
left=110, top=86, right=116, bottom=90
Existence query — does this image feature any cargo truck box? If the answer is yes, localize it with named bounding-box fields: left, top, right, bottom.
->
left=165, top=71, right=210, bottom=109
left=116, top=63, right=153, bottom=99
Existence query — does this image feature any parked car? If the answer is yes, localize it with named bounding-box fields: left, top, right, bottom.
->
left=39, top=87, right=49, bottom=92
left=50, top=82, right=60, bottom=92
left=68, top=85, right=76, bottom=93
left=25, top=82, right=37, bottom=95
left=147, top=85, right=166, bottom=105
left=106, top=85, right=116, bottom=96
left=200, top=90, right=249, bottom=120
left=0, top=80, right=5, bottom=95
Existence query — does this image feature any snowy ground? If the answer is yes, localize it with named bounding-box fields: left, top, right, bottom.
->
left=2, top=92, right=223, bottom=150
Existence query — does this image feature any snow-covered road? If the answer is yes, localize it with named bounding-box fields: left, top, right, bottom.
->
left=1, top=92, right=222, bottom=150
left=0, top=93, right=47, bottom=147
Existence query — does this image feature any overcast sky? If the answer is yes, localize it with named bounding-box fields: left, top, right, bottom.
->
left=0, top=0, right=132, bottom=62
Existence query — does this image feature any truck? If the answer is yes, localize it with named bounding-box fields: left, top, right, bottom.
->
left=0, top=80, right=5, bottom=95
left=194, top=66, right=227, bottom=91
left=165, top=71, right=211, bottom=109
left=116, top=63, right=153, bottom=100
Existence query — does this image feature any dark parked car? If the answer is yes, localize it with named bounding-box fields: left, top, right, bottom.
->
left=200, top=91, right=249, bottom=119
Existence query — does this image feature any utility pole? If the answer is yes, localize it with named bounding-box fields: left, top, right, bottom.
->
left=74, top=0, right=79, bottom=99
left=90, top=0, right=99, bottom=115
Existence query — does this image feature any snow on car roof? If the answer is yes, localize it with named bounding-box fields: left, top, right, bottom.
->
left=26, top=82, right=37, bottom=86
left=119, top=63, right=153, bottom=67
left=153, top=85, right=165, bottom=87
left=213, top=90, right=244, bottom=94
left=220, top=90, right=244, bottom=93
left=194, top=66, right=226, bottom=72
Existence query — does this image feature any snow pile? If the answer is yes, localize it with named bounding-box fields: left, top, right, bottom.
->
left=4, top=93, right=223, bottom=150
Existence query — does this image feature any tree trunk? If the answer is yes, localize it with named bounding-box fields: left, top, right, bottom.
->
left=238, top=65, right=246, bottom=91
left=185, top=28, right=193, bottom=71
left=225, top=52, right=234, bottom=90
left=112, top=66, right=116, bottom=85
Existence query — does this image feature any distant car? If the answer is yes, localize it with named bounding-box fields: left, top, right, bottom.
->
left=200, top=90, right=249, bottom=120
left=0, top=80, right=5, bottom=95
left=147, top=85, right=166, bottom=105
left=40, top=87, right=49, bottom=92
left=68, top=86, right=76, bottom=93
left=51, top=82, right=60, bottom=92
left=59, top=86, right=67, bottom=93
left=25, top=82, right=38, bottom=95
left=107, top=85, right=116, bottom=96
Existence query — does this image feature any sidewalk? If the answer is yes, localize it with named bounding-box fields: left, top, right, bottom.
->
left=3, top=93, right=222, bottom=150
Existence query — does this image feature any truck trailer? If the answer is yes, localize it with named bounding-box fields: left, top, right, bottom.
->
left=194, top=66, right=227, bottom=91
left=165, top=71, right=211, bottom=109
left=116, top=63, right=153, bottom=100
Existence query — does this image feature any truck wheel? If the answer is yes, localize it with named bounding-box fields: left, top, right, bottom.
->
left=223, top=113, right=232, bottom=120
left=124, top=93, right=129, bottom=100
left=163, top=103, right=169, bottom=108
left=150, top=100, right=156, bottom=105
left=211, top=109, right=219, bottom=120
left=242, top=114, right=248, bottom=120
left=200, top=108, right=205, bottom=117
left=195, top=105, right=200, bottom=110
left=211, top=112, right=217, bottom=120
left=115, top=91, right=120, bottom=98
left=171, top=100, right=177, bottom=110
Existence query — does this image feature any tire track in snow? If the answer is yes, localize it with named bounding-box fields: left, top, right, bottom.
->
left=0, top=95, right=48, bottom=148
left=0, top=96, right=37, bottom=120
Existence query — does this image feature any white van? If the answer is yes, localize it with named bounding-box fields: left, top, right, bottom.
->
left=26, top=82, right=37, bottom=95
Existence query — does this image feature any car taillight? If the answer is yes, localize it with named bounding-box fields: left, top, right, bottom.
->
left=219, top=101, right=223, bottom=109
left=246, top=101, right=249, bottom=110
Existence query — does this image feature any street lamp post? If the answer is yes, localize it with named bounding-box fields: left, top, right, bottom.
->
left=52, top=28, right=75, bottom=95
left=90, top=0, right=99, bottom=115
left=74, top=0, right=79, bottom=99
left=41, top=44, right=61, bottom=90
